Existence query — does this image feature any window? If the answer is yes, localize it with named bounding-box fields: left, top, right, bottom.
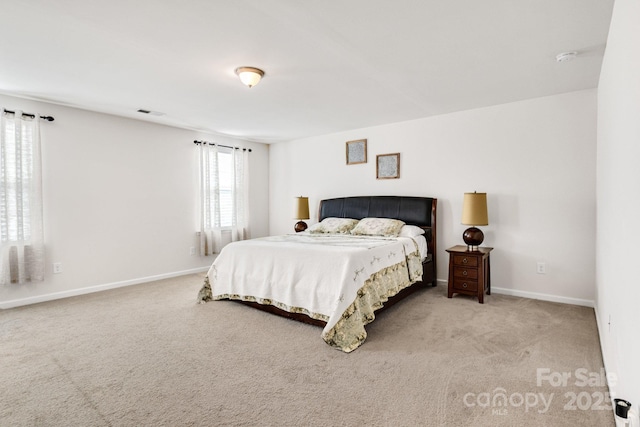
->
left=0, top=111, right=45, bottom=284
left=217, top=150, right=234, bottom=228
left=198, top=142, right=249, bottom=255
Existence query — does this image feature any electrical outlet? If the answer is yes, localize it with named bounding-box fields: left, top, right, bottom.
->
left=536, top=262, right=546, bottom=274
left=53, top=262, right=63, bottom=274
left=190, top=247, right=196, bottom=256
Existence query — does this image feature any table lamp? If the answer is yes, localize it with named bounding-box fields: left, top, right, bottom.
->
left=461, top=192, right=488, bottom=250
left=294, top=196, right=310, bottom=232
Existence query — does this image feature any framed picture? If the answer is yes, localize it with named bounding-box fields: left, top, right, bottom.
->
left=346, top=139, right=367, bottom=165
left=376, top=153, right=400, bottom=179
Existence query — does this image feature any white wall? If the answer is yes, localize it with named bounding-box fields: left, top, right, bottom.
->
left=596, top=0, right=640, bottom=413
left=270, top=89, right=597, bottom=305
left=0, top=94, right=269, bottom=307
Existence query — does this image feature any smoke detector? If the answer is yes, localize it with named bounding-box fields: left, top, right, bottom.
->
left=556, top=52, right=578, bottom=62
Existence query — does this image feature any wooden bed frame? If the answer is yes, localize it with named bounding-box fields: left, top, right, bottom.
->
left=235, top=196, right=438, bottom=327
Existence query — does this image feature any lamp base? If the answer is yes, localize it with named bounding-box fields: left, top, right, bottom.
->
left=463, top=227, right=484, bottom=250
left=294, top=221, right=308, bottom=233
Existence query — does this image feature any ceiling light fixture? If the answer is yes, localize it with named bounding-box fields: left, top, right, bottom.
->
left=235, top=66, right=264, bottom=88
left=556, top=52, right=578, bottom=62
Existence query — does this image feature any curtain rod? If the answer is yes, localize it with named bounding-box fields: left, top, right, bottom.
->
left=3, top=109, right=55, bottom=122
left=193, top=140, right=252, bottom=152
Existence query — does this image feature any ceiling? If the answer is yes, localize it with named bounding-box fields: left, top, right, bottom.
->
left=0, top=0, right=613, bottom=143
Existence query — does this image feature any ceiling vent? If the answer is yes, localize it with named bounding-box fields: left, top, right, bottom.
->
left=137, top=109, right=165, bottom=116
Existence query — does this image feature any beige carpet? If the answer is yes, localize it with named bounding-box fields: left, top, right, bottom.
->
left=1, top=274, right=613, bottom=426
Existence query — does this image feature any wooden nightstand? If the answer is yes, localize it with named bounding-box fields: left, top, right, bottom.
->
left=446, top=245, right=493, bottom=303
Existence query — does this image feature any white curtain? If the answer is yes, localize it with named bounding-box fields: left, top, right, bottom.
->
left=198, top=142, right=249, bottom=255
left=0, top=111, right=45, bottom=284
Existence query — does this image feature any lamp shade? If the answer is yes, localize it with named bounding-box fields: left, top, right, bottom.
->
left=294, top=197, right=310, bottom=220
left=461, top=192, right=488, bottom=226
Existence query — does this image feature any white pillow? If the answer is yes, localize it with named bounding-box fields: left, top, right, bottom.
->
left=350, top=218, right=406, bottom=237
left=308, top=217, right=360, bottom=234
left=398, top=225, right=426, bottom=238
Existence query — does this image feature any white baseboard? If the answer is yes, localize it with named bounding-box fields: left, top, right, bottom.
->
left=433, top=279, right=595, bottom=307
left=3, top=274, right=595, bottom=310
left=593, top=303, right=609, bottom=367
left=0, top=267, right=210, bottom=309
left=490, top=286, right=594, bottom=308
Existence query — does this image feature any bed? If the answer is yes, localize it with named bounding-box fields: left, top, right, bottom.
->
left=197, top=196, right=437, bottom=352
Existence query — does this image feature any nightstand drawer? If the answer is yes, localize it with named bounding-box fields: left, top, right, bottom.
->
left=453, top=266, right=478, bottom=280
left=453, top=280, right=478, bottom=292
left=452, top=254, right=479, bottom=267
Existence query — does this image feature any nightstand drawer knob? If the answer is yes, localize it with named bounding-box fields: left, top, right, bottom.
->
left=462, top=270, right=468, bottom=276
left=463, top=283, right=468, bottom=288
left=462, top=258, right=468, bottom=264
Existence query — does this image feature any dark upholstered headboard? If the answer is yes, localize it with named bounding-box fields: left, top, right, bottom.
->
left=319, top=196, right=435, bottom=227
left=318, top=196, right=438, bottom=274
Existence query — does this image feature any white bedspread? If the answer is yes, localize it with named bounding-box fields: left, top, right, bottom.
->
left=199, top=233, right=423, bottom=352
